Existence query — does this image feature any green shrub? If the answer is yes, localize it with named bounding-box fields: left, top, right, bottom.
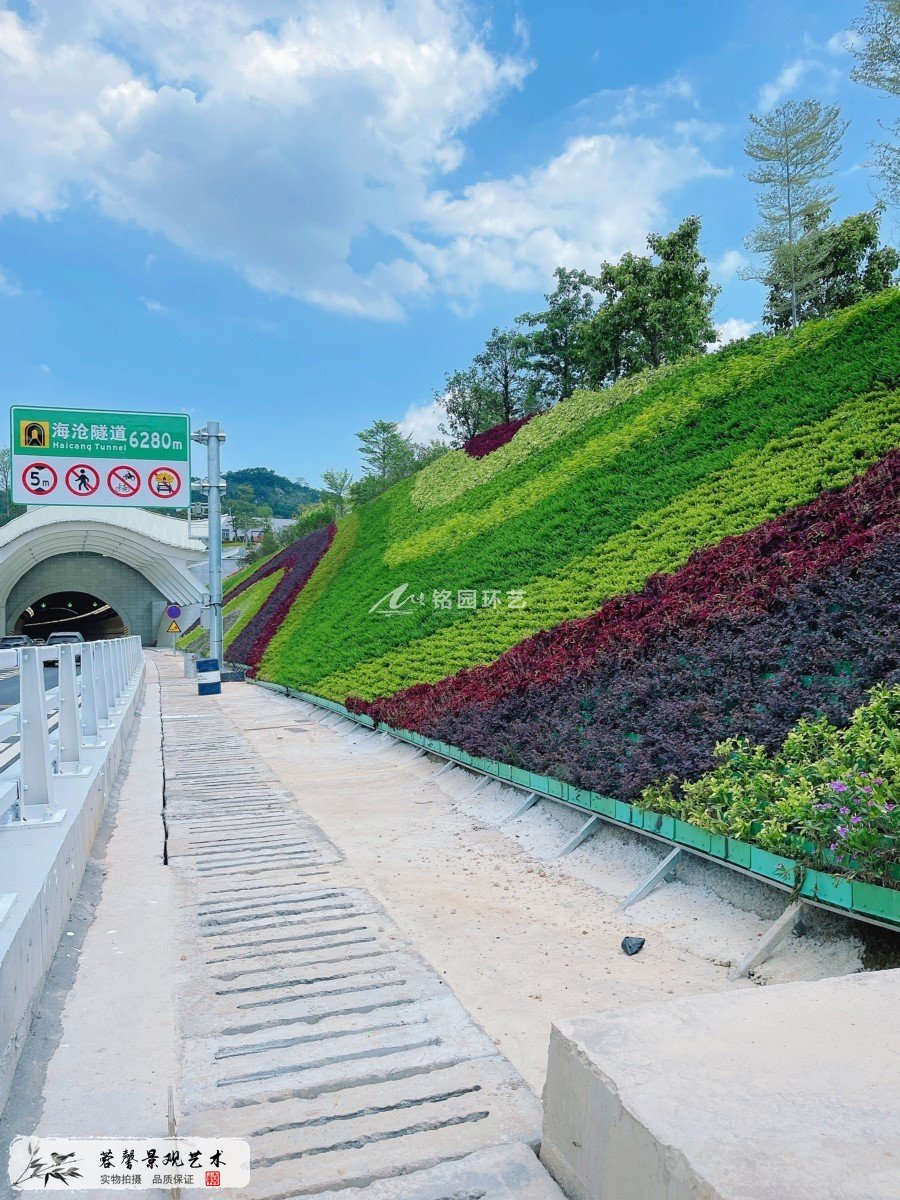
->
left=641, top=685, right=900, bottom=886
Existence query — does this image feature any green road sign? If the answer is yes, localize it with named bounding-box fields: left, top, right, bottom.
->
left=10, top=406, right=190, bottom=508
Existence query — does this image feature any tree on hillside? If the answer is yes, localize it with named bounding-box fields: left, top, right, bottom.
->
left=438, top=367, right=503, bottom=444
left=474, top=327, right=531, bottom=423
left=222, top=466, right=319, bottom=517
left=356, top=419, right=416, bottom=482
left=0, top=448, right=11, bottom=520
left=582, top=216, right=719, bottom=383
left=516, top=267, right=596, bottom=404
left=762, top=206, right=899, bottom=330
left=414, top=439, right=450, bottom=468
left=744, top=99, right=849, bottom=329
left=227, top=484, right=257, bottom=540
left=851, top=0, right=900, bottom=204
left=321, top=467, right=353, bottom=515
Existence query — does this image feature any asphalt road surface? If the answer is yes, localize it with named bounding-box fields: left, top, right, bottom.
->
left=0, top=667, right=61, bottom=709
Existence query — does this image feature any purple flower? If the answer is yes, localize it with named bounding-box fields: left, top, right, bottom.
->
left=837, top=825, right=849, bottom=838
left=839, top=805, right=850, bottom=815
left=885, top=803, right=896, bottom=812
left=814, top=803, right=831, bottom=812
left=873, top=779, right=884, bottom=786
left=828, top=781, right=848, bottom=793
left=851, top=814, right=863, bottom=825
left=861, top=786, right=872, bottom=794
left=829, top=842, right=838, bottom=852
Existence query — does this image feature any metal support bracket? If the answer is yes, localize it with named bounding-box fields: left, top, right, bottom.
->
left=557, top=815, right=602, bottom=857
left=461, top=775, right=490, bottom=801
left=433, top=761, right=456, bottom=780
left=617, top=847, right=686, bottom=911
left=503, top=792, right=539, bottom=823
left=729, top=900, right=806, bottom=980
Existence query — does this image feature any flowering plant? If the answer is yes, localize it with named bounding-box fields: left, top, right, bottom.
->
left=641, top=685, right=900, bottom=885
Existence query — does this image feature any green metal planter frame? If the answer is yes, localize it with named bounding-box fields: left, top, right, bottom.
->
left=254, top=681, right=900, bottom=931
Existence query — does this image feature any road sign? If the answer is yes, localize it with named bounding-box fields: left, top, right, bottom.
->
left=10, top=406, right=190, bottom=508
left=148, top=465, right=182, bottom=499
left=166, top=604, right=182, bottom=619
left=167, top=619, right=182, bottom=634
left=65, top=463, right=100, bottom=497
left=21, top=462, right=58, bottom=497
left=107, top=464, right=141, bottom=497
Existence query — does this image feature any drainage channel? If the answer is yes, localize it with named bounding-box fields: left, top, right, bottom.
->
left=154, top=655, right=561, bottom=1200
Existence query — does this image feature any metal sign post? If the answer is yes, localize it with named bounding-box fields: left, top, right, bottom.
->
left=191, top=421, right=226, bottom=664
left=10, top=406, right=190, bottom=508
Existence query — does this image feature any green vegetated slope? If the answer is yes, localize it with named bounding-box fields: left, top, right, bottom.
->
left=180, top=567, right=283, bottom=656
left=260, top=293, right=900, bottom=701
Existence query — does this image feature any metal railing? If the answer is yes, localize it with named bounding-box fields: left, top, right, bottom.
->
left=0, top=635, right=143, bottom=827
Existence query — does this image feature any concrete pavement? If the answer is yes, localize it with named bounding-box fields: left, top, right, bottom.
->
left=1, top=653, right=560, bottom=1200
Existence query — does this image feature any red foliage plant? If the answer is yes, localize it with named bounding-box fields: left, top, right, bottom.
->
left=349, top=450, right=900, bottom=730
left=227, top=523, right=335, bottom=670
left=463, top=416, right=533, bottom=459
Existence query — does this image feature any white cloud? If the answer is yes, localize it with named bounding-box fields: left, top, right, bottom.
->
left=409, top=134, right=724, bottom=297
left=759, top=58, right=817, bottom=110
left=672, top=118, right=725, bottom=143
left=140, top=296, right=168, bottom=315
left=398, top=398, right=446, bottom=443
left=0, top=266, right=22, bottom=297
left=713, top=318, right=756, bottom=345
left=39, top=363, right=51, bottom=373
left=578, top=73, right=696, bottom=130
left=713, top=249, right=748, bottom=282
left=0, top=3, right=722, bottom=318
left=758, top=46, right=844, bottom=112
left=827, top=30, right=860, bottom=56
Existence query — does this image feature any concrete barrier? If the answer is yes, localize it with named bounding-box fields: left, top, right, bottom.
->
left=540, top=969, right=900, bottom=1200
left=0, top=666, right=145, bottom=1113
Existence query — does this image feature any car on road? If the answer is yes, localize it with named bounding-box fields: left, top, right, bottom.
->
left=0, top=634, right=34, bottom=649
left=44, top=630, right=85, bottom=664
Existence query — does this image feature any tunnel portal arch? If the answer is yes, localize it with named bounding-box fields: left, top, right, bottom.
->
left=0, top=507, right=208, bottom=645
left=6, top=554, right=165, bottom=644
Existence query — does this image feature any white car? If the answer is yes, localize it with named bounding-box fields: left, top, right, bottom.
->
left=44, top=630, right=85, bottom=664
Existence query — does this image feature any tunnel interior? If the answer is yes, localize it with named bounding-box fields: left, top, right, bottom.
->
left=15, top=591, right=128, bottom=641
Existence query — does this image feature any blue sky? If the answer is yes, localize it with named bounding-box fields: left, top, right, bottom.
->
left=0, top=0, right=894, bottom=488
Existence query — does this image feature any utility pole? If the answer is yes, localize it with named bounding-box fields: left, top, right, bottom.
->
left=191, top=421, right=226, bottom=663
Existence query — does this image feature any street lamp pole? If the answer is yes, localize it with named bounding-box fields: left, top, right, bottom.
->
left=191, top=420, right=226, bottom=663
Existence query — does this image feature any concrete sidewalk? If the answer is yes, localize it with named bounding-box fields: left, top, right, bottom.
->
left=3, top=653, right=561, bottom=1199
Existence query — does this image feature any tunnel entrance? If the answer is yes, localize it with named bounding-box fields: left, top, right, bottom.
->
left=16, top=592, right=128, bottom=641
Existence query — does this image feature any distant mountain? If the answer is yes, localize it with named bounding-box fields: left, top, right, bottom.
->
left=223, top=467, right=320, bottom=517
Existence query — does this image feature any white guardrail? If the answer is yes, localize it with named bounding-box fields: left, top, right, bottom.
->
left=0, top=635, right=143, bottom=828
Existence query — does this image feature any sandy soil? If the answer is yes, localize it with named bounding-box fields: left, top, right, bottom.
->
left=217, top=681, right=863, bottom=1094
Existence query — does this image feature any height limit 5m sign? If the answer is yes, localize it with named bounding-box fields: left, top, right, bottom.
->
left=11, top=407, right=190, bottom=508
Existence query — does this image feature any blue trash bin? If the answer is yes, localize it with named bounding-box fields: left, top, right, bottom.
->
left=197, top=657, right=222, bottom=696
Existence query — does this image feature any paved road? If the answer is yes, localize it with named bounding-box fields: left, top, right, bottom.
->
left=0, top=667, right=61, bottom=709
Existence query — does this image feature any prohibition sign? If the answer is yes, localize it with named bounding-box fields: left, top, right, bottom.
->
left=22, top=462, right=58, bottom=496
left=107, top=464, right=141, bottom=498
left=66, top=463, right=100, bottom=497
left=148, top=466, right=181, bottom=499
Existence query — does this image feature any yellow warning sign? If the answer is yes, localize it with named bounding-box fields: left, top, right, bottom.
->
left=167, top=620, right=181, bottom=633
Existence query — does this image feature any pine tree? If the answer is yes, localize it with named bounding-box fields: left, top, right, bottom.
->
left=744, top=100, right=848, bottom=328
